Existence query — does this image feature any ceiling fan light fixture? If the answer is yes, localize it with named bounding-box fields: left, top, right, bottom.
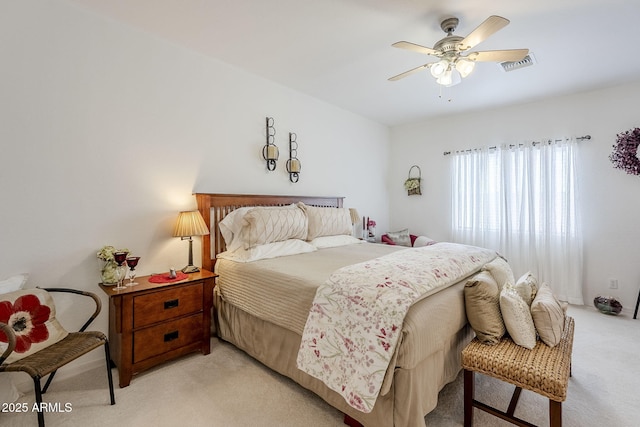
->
left=389, top=15, right=529, bottom=89
left=455, top=58, right=475, bottom=78
left=430, top=60, right=449, bottom=78
left=436, top=69, right=453, bottom=86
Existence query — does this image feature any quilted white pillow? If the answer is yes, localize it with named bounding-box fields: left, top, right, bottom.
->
left=499, top=284, right=537, bottom=350
left=298, top=203, right=352, bottom=240
left=219, top=205, right=300, bottom=252
left=0, top=288, right=69, bottom=364
left=219, top=207, right=253, bottom=251
left=239, top=206, right=308, bottom=249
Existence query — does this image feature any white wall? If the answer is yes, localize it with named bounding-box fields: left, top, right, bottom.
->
left=0, top=0, right=389, bottom=374
left=389, top=80, right=640, bottom=312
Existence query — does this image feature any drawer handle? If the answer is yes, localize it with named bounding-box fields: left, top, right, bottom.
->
left=164, top=299, right=179, bottom=309
left=164, top=331, right=179, bottom=342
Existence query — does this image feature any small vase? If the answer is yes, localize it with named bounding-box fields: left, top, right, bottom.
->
left=101, top=261, right=118, bottom=284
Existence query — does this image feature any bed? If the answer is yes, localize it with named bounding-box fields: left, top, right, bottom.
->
left=195, top=193, right=497, bottom=427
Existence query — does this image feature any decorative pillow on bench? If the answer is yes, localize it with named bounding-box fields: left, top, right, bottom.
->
left=500, top=283, right=537, bottom=350
left=464, top=271, right=505, bottom=345
left=482, top=256, right=515, bottom=291
left=530, top=283, right=566, bottom=347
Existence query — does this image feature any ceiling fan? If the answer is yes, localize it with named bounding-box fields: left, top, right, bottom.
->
left=389, top=15, right=529, bottom=86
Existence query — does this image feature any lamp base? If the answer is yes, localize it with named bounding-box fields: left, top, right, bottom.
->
left=181, top=265, right=200, bottom=274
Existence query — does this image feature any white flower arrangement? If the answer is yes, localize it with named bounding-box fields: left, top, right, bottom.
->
left=97, top=245, right=129, bottom=284
left=404, top=178, right=420, bottom=191
left=97, top=245, right=129, bottom=262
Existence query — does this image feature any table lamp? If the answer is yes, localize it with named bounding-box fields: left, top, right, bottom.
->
left=173, top=210, right=210, bottom=273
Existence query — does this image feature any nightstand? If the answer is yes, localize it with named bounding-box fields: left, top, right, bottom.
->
left=99, top=270, right=216, bottom=387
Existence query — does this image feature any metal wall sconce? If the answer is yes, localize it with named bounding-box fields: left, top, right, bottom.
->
left=262, top=116, right=279, bottom=171
left=286, top=132, right=301, bottom=183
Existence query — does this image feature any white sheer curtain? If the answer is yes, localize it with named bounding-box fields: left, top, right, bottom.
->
left=451, top=138, right=583, bottom=304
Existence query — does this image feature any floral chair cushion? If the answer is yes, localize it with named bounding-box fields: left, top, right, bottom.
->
left=0, top=289, right=69, bottom=364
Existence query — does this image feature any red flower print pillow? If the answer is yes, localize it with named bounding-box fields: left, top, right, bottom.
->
left=0, top=289, right=69, bottom=364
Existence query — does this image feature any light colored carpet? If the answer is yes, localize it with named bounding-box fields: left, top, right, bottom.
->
left=2, top=305, right=638, bottom=427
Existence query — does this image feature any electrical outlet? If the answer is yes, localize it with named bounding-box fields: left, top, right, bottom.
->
left=609, top=278, right=618, bottom=289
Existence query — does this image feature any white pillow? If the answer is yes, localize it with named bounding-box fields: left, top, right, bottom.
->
left=482, top=257, right=515, bottom=291
left=413, top=236, right=437, bottom=247
left=310, top=235, right=363, bottom=249
left=218, top=207, right=252, bottom=251
left=0, top=274, right=28, bottom=294
left=298, top=203, right=352, bottom=240
left=219, top=204, right=299, bottom=252
left=499, top=284, right=537, bottom=349
left=530, top=283, right=565, bottom=347
left=239, top=206, right=308, bottom=249
left=216, top=239, right=316, bottom=263
left=514, top=271, right=539, bottom=306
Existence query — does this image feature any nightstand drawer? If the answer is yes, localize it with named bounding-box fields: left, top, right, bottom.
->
left=133, top=282, right=203, bottom=328
left=133, top=314, right=203, bottom=363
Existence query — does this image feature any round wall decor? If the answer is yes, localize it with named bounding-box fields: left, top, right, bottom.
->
left=609, top=127, right=640, bottom=175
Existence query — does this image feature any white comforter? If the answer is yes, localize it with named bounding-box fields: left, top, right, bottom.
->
left=296, top=242, right=496, bottom=413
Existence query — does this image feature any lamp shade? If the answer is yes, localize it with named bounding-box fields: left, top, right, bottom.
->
left=173, top=210, right=210, bottom=237
left=436, top=69, right=453, bottom=86
left=455, top=58, right=475, bottom=78
left=430, top=60, right=449, bottom=78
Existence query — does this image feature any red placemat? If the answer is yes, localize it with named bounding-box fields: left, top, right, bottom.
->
left=148, top=271, right=188, bottom=283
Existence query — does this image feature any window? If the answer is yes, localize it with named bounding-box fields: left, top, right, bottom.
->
left=451, top=139, right=583, bottom=304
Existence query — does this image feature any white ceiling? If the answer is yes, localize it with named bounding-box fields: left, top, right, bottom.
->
left=67, top=0, right=640, bottom=126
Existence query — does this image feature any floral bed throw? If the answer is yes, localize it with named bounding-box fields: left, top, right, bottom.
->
left=296, top=242, right=497, bottom=413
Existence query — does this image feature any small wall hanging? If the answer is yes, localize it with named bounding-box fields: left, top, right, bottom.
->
left=609, top=127, right=640, bottom=175
left=262, top=116, right=279, bottom=171
left=286, top=132, right=301, bottom=183
left=404, top=165, right=422, bottom=195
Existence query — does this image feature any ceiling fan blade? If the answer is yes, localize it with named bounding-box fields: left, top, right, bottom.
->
left=388, top=63, right=432, bottom=81
left=459, top=15, right=510, bottom=51
left=392, top=41, right=440, bottom=57
left=466, top=49, right=529, bottom=62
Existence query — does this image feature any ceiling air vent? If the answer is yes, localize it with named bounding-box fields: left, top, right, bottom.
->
left=499, top=52, right=536, bottom=72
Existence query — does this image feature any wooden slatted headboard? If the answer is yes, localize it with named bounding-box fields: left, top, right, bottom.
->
left=194, top=193, right=344, bottom=271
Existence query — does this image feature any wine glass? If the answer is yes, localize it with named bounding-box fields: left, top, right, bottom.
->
left=126, top=256, right=140, bottom=286
left=112, top=251, right=128, bottom=290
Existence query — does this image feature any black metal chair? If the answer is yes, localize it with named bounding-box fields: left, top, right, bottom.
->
left=0, top=288, right=115, bottom=426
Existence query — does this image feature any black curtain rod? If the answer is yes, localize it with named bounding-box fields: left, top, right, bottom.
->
left=442, top=135, right=591, bottom=156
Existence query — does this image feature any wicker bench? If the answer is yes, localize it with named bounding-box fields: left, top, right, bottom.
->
left=461, top=316, right=574, bottom=427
